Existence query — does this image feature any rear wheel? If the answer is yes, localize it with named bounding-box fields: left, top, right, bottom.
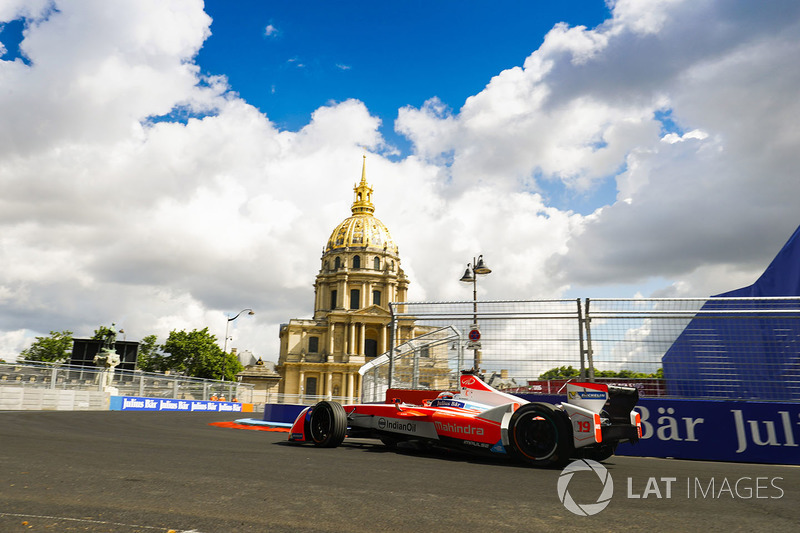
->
left=309, top=401, right=347, bottom=448
left=506, top=403, right=571, bottom=467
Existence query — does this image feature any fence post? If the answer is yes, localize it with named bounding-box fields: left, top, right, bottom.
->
left=50, top=365, right=58, bottom=390
left=388, top=308, right=396, bottom=389
left=584, top=298, right=595, bottom=381
left=577, top=298, right=587, bottom=380
left=412, top=346, right=419, bottom=389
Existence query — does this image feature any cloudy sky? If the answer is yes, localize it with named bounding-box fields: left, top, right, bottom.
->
left=1, top=0, right=799, bottom=362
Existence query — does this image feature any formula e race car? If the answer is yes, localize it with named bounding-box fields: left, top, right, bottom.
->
left=288, top=371, right=642, bottom=467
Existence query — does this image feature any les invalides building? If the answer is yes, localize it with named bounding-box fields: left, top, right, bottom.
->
left=276, top=158, right=412, bottom=402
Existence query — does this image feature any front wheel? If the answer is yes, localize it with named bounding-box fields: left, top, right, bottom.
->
left=309, top=401, right=347, bottom=448
left=506, top=403, right=572, bottom=467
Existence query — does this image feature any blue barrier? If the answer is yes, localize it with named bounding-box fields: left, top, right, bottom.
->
left=110, top=395, right=248, bottom=413
left=263, top=403, right=306, bottom=424
left=618, top=398, right=800, bottom=465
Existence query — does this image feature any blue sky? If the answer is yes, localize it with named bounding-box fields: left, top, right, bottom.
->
left=1, top=0, right=799, bottom=360
left=197, top=1, right=610, bottom=137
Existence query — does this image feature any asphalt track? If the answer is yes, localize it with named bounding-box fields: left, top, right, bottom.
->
left=1, top=411, right=799, bottom=533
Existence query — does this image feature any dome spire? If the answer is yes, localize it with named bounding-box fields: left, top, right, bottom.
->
left=351, top=155, right=375, bottom=215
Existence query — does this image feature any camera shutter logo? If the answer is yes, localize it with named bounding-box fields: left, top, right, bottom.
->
left=557, top=459, right=614, bottom=516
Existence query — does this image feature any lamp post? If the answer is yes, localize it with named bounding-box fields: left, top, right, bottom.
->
left=459, top=255, right=491, bottom=371
left=222, top=308, right=254, bottom=380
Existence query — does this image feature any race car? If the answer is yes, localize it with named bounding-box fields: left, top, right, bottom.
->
left=288, top=371, right=641, bottom=467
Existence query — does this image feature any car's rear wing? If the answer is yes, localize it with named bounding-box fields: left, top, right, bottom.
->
left=562, top=381, right=641, bottom=449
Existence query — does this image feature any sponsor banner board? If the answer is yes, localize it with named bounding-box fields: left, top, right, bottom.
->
left=110, top=395, right=252, bottom=413
left=618, top=398, right=800, bottom=465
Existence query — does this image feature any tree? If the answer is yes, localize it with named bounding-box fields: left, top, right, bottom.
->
left=538, top=366, right=664, bottom=379
left=92, top=325, right=115, bottom=341
left=20, top=330, right=73, bottom=363
left=134, top=334, right=162, bottom=372
left=161, top=328, right=243, bottom=380
left=539, top=365, right=581, bottom=379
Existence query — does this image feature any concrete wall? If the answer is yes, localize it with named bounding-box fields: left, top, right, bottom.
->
left=0, top=385, right=109, bottom=411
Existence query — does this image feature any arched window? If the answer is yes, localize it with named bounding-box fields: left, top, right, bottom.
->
left=353, top=255, right=361, bottom=269
left=334, top=257, right=341, bottom=270
left=373, top=257, right=380, bottom=270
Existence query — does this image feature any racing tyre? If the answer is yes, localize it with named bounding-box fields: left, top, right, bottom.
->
left=309, top=401, right=347, bottom=448
left=506, top=403, right=572, bottom=468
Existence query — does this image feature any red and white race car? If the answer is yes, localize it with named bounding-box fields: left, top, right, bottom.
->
left=289, top=371, right=641, bottom=467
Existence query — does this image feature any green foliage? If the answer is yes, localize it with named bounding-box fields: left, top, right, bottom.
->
left=539, top=365, right=581, bottom=379
left=91, top=325, right=115, bottom=340
left=134, top=334, right=162, bottom=372
left=20, top=330, right=73, bottom=363
left=539, top=365, right=664, bottom=379
left=160, top=327, right=242, bottom=380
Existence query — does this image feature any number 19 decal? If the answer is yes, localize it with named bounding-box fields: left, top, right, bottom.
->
left=576, top=420, right=591, bottom=433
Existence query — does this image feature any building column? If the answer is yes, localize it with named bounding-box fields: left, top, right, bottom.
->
left=381, top=325, right=387, bottom=354
left=349, top=322, right=355, bottom=356
left=328, top=322, right=335, bottom=356
left=298, top=370, right=305, bottom=400
left=326, top=372, right=333, bottom=400
left=359, top=323, right=365, bottom=356
left=347, top=372, right=355, bottom=403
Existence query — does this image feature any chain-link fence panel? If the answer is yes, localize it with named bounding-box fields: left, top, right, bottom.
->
left=585, top=298, right=800, bottom=401
left=359, top=300, right=585, bottom=402
left=0, top=362, right=254, bottom=403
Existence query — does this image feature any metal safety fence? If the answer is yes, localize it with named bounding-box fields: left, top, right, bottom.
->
left=360, top=298, right=800, bottom=403
left=0, top=361, right=255, bottom=403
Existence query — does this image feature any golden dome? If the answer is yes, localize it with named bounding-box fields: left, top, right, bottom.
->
left=324, top=157, right=399, bottom=255
left=326, top=214, right=398, bottom=254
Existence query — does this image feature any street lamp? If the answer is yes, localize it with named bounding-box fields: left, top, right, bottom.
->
left=222, top=308, right=255, bottom=380
left=460, top=255, right=491, bottom=371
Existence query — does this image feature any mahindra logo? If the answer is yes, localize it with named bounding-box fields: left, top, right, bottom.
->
left=434, top=421, right=484, bottom=436
left=462, top=377, right=476, bottom=386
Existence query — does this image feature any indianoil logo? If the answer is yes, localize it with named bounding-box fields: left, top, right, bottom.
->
left=557, top=459, right=614, bottom=516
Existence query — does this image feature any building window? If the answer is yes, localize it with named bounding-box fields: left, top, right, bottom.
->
left=372, top=290, right=381, bottom=306
left=305, top=377, right=317, bottom=396
left=330, top=290, right=337, bottom=310
left=365, top=339, right=378, bottom=358
left=420, top=347, right=430, bottom=358
left=353, top=255, right=361, bottom=269
left=308, top=336, right=319, bottom=353
left=334, top=257, right=341, bottom=270
left=373, top=257, right=380, bottom=270
left=350, top=289, right=360, bottom=310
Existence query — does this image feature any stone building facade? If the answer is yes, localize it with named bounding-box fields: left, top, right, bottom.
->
left=276, top=158, right=422, bottom=402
